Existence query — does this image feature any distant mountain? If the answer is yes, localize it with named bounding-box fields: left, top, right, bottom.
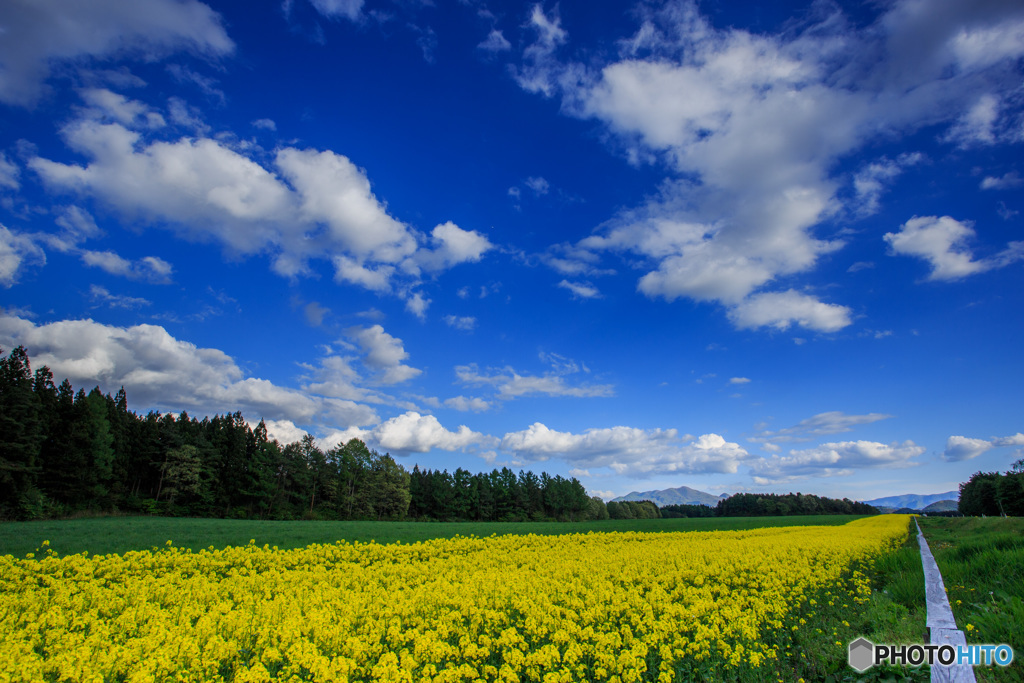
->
left=922, top=499, right=959, bottom=513
left=862, top=491, right=959, bottom=509
left=612, top=486, right=728, bottom=507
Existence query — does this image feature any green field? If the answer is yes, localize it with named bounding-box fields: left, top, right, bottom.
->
left=0, top=513, right=869, bottom=557
left=918, top=516, right=1024, bottom=682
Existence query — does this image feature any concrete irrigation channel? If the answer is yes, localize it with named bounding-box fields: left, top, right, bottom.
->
left=916, top=518, right=977, bottom=683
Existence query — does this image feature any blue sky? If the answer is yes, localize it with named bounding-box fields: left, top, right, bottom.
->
left=1, top=0, right=1022, bottom=501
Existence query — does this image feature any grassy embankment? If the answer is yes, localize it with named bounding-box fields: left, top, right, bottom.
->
left=918, top=516, right=1024, bottom=683
left=777, top=515, right=928, bottom=682
left=0, top=513, right=870, bottom=557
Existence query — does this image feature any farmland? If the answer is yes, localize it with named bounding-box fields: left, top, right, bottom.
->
left=0, top=513, right=869, bottom=558
left=0, top=515, right=914, bottom=682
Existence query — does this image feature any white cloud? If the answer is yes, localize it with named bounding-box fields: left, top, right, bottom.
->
left=853, top=153, right=924, bottom=216
left=945, top=94, right=1000, bottom=146
left=404, top=291, right=430, bottom=320
left=29, top=113, right=494, bottom=302
left=89, top=284, right=151, bottom=309
left=727, top=290, right=852, bottom=333
left=255, top=418, right=309, bottom=446
left=443, top=395, right=491, bottom=412
left=753, top=411, right=894, bottom=446
left=557, top=279, right=600, bottom=299
left=511, top=0, right=1024, bottom=331
left=514, top=5, right=570, bottom=98
left=405, top=221, right=494, bottom=275
left=994, top=433, right=1024, bottom=448
left=500, top=423, right=750, bottom=476
left=347, top=324, right=422, bottom=385
left=0, top=0, right=233, bottom=106
left=456, top=362, right=613, bottom=399
left=943, top=433, right=1024, bottom=461
left=478, top=29, right=511, bottom=52
left=307, top=0, right=363, bottom=21
left=80, top=250, right=173, bottom=283
left=79, top=87, right=166, bottom=128
left=350, top=412, right=493, bottom=454
left=0, top=226, right=46, bottom=287
left=751, top=440, right=925, bottom=483
left=0, top=153, right=21, bottom=190
left=251, top=118, right=277, bottom=131
left=332, top=256, right=394, bottom=292
left=276, top=147, right=417, bottom=265
left=0, top=314, right=329, bottom=424
left=525, top=176, right=550, bottom=195
left=981, top=172, right=1023, bottom=190
left=942, top=435, right=994, bottom=462
left=444, top=315, right=476, bottom=331
left=885, top=215, right=1024, bottom=281
left=729, top=377, right=750, bottom=385
left=303, top=301, right=329, bottom=327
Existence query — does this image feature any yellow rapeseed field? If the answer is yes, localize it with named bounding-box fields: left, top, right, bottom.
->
left=0, top=516, right=910, bottom=683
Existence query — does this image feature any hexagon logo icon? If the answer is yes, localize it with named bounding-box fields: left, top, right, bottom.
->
left=848, top=637, right=875, bottom=672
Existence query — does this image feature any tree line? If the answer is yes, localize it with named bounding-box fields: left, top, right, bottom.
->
left=609, top=493, right=878, bottom=519
left=958, top=460, right=1024, bottom=517
left=0, top=346, right=605, bottom=522
left=1, top=346, right=884, bottom=523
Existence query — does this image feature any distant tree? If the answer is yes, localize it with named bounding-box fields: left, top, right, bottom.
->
left=959, top=472, right=1002, bottom=516
left=0, top=347, right=43, bottom=517
left=585, top=496, right=609, bottom=520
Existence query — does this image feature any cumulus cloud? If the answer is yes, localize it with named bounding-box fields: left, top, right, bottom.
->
left=981, top=172, right=1023, bottom=190
left=885, top=215, right=1024, bottom=281
left=0, top=0, right=233, bottom=106
left=510, top=0, right=1024, bottom=331
left=0, top=226, right=46, bottom=286
left=79, top=87, right=166, bottom=128
left=727, top=291, right=852, bottom=333
left=344, top=412, right=493, bottom=454
left=500, top=423, right=750, bottom=477
left=751, top=440, right=925, bottom=483
left=0, top=314, right=332, bottom=424
left=942, top=433, right=1024, bottom=461
left=404, top=292, right=430, bottom=320
left=255, top=418, right=309, bottom=446
left=404, top=221, right=494, bottom=276
left=29, top=104, right=493, bottom=302
left=346, top=324, right=422, bottom=385
left=0, top=154, right=21, bottom=190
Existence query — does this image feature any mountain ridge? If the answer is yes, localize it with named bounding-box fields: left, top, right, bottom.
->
left=611, top=485, right=728, bottom=507
left=860, top=491, right=959, bottom=509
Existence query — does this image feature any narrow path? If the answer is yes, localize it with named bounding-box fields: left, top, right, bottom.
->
left=916, top=518, right=976, bottom=683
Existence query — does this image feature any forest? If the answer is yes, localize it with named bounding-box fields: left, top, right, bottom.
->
left=957, top=463, right=1024, bottom=516
left=0, top=346, right=598, bottom=522
left=1, top=346, right=881, bottom=522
